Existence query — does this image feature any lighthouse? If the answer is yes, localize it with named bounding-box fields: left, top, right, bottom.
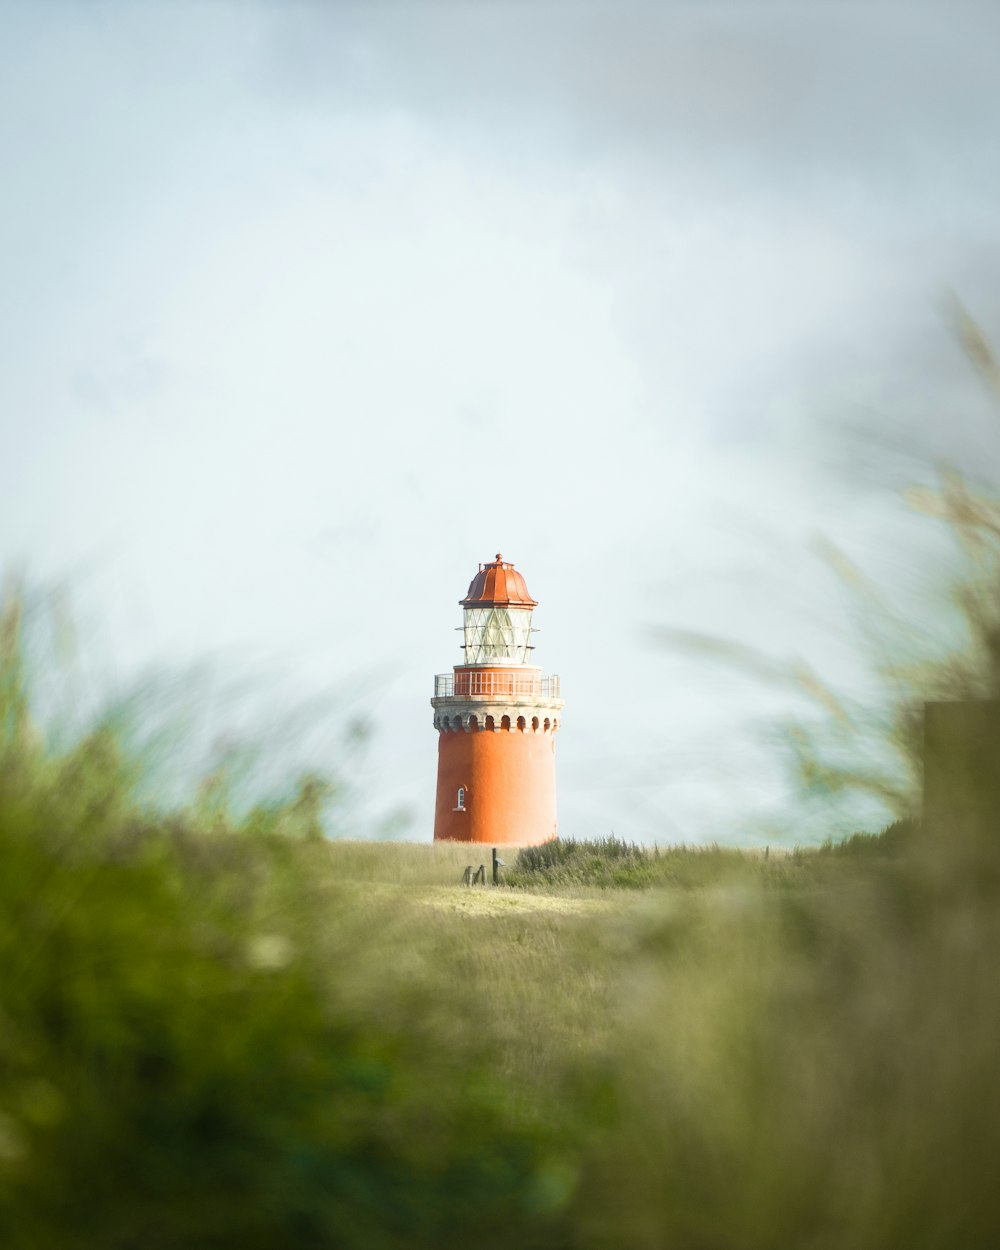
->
left=432, top=554, right=564, bottom=845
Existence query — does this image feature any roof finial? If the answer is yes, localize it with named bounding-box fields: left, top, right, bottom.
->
left=495, top=552, right=503, bottom=563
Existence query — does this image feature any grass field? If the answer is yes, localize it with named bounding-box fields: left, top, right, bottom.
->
left=3, top=759, right=999, bottom=1250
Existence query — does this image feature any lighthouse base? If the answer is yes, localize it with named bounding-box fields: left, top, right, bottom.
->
left=433, top=726, right=558, bottom=846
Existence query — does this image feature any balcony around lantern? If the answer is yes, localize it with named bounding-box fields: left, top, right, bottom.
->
left=434, top=671, right=561, bottom=699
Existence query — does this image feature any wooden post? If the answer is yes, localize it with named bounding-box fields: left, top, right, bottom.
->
left=924, top=700, right=1000, bottom=844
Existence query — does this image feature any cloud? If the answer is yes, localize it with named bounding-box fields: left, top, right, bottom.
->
left=256, top=2, right=1000, bottom=202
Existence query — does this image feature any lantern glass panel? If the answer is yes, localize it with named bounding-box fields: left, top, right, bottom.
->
left=462, top=607, right=533, bottom=664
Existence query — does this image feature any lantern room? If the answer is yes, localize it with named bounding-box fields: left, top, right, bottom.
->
left=460, top=553, right=537, bottom=666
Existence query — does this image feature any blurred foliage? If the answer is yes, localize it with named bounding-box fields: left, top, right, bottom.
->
left=3, top=575, right=1000, bottom=1246
left=650, top=300, right=1000, bottom=840
left=786, top=302, right=1000, bottom=828
left=3, top=307, right=1000, bottom=1245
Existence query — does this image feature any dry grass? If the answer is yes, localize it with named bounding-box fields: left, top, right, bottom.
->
left=322, top=837, right=475, bottom=884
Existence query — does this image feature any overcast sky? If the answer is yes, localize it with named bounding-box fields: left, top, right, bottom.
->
left=3, top=0, right=1000, bottom=843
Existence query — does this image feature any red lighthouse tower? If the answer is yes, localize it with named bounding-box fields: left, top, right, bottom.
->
left=432, top=554, right=563, bottom=845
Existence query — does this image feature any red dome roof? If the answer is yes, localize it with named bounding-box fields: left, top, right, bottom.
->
left=460, top=553, right=537, bottom=608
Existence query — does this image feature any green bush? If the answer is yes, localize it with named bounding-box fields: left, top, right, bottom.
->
left=507, top=836, right=657, bottom=889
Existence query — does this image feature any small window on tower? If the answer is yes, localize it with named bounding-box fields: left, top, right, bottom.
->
left=455, top=787, right=466, bottom=811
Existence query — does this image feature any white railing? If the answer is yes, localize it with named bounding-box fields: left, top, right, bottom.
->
left=434, top=672, right=561, bottom=699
